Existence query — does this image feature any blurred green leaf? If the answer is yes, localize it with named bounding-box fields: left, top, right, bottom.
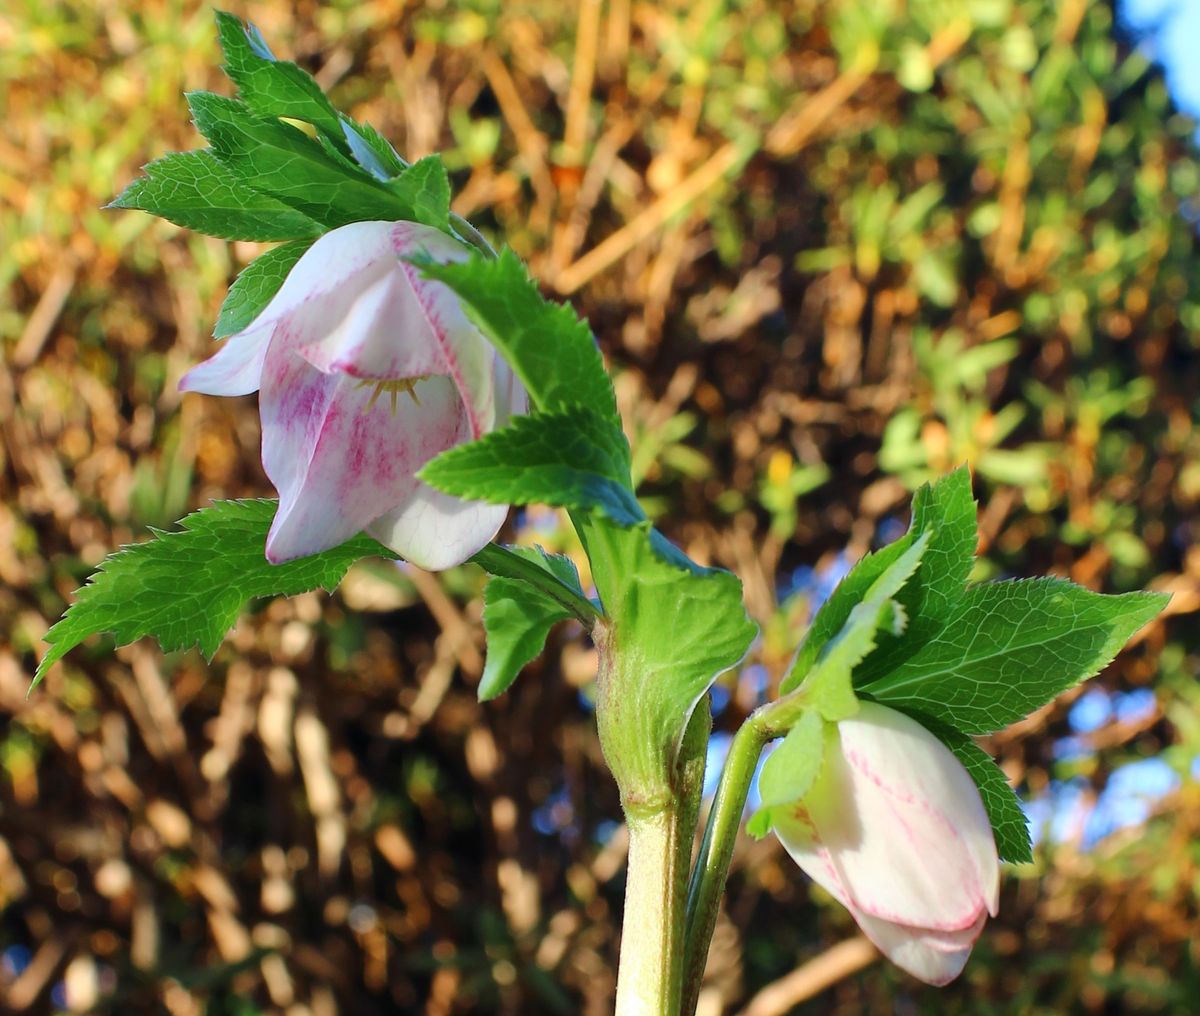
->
left=36, top=500, right=391, bottom=688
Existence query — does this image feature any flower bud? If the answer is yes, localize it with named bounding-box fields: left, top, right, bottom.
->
left=774, top=701, right=1000, bottom=985
left=182, top=220, right=525, bottom=569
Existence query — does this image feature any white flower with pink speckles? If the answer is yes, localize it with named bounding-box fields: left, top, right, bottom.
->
left=181, top=220, right=526, bottom=569
left=773, top=701, right=1000, bottom=985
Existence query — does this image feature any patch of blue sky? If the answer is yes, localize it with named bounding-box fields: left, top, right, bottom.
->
left=593, top=817, right=621, bottom=846
left=875, top=514, right=907, bottom=547
left=1068, top=687, right=1113, bottom=733
left=1112, top=687, right=1158, bottom=724
left=1117, top=0, right=1200, bottom=132
left=709, top=681, right=732, bottom=717
left=1022, top=776, right=1092, bottom=849
left=739, top=663, right=770, bottom=707
left=1052, top=734, right=1095, bottom=762
left=2, top=945, right=32, bottom=979
left=703, top=731, right=734, bottom=798
left=1023, top=755, right=1185, bottom=851
left=1065, top=687, right=1157, bottom=739
left=531, top=784, right=577, bottom=838
left=1082, top=757, right=1181, bottom=847
left=744, top=742, right=773, bottom=814
left=777, top=549, right=852, bottom=609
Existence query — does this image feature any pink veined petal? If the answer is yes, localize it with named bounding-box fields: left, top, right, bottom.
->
left=847, top=903, right=988, bottom=986
left=774, top=806, right=989, bottom=986
left=772, top=805, right=854, bottom=910
left=179, top=317, right=274, bottom=396
left=783, top=703, right=997, bottom=932
left=391, top=222, right=500, bottom=438
left=835, top=703, right=999, bottom=920
left=367, top=488, right=509, bottom=571
left=261, top=369, right=468, bottom=562
left=295, top=270, right=450, bottom=381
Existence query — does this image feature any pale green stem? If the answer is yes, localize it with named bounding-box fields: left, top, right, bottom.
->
left=614, top=699, right=709, bottom=1016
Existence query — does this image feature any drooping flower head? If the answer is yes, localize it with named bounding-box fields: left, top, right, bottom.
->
left=182, top=220, right=525, bottom=569
left=773, top=702, right=1000, bottom=985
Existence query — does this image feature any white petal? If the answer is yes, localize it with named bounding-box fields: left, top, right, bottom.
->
left=491, top=350, right=528, bottom=430
left=181, top=221, right=400, bottom=397
left=295, top=270, right=449, bottom=381
left=390, top=222, right=501, bottom=438
left=775, top=706, right=999, bottom=985
left=251, top=221, right=398, bottom=327
left=179, top=318, right=273, bottom=396
left=849, top=904, right=987, bottom=986
left=367, top=488, right=508, bottom=570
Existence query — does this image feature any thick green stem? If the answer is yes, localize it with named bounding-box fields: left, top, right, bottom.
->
left=680, top=713, right=771, bottom=1016
left=614, top=700, right=709, bottom=1016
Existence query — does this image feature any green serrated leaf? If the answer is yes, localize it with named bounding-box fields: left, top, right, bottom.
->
left=855, top=466, right=978, bottom=685
left=214, top=11, right=344, bottom=141
left=479, top=547, right=582, bottom=701
left=782, top=533, right=917, bottom=694
left=924, top=719, right=1032, bottom=864
left=108, top=149, right=324, bottom=242
left=389, top=155, right=451, bottom=232
left=214, top=239, right=313, bottom=338
left=34, top=500, right=390, bottom=689
left=420, top=407, right=639, bottom=525
left=585, top=519, right=757, bottom=802
left=863, top=579, right=1169, bottom=734
left=417, top=249, right=619, bottom=429
left=758, top=708, right=826, bottom=809
left=790, top=533, right=928, bottom=719
left=783, top=528, right=928, bottom=697
left=187, top=92, right=417, bottom=229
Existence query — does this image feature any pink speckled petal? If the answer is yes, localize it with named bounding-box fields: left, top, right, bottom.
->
left=179, top=317, right=274, bottom=396
left=776, top=702, right=998, bottom=932
left=367, top=488, right=508, bottom=571
left=261, top=367, right=468, bottom=563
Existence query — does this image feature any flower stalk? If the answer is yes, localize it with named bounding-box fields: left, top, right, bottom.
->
left=680, top=713, right=771, bottom=1016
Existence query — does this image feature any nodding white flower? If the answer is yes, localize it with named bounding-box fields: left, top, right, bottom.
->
left=773, top=701, right=1000, bottom=985
left=182, top=220, right=525, bottom=569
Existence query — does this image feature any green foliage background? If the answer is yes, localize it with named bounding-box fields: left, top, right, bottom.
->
left=1, top=0, right=1198, bottom=1012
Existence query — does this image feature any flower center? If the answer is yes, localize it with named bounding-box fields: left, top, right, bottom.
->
left=355, top=375, right=432, bottom=414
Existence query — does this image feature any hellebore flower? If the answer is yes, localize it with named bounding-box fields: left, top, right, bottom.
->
left=773, top=702, right=1000, bottom=985
left=181, top=220, right=525, bottom=569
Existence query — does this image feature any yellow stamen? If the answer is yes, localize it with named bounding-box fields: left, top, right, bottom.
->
left=354, top=375, right=430, bottom=414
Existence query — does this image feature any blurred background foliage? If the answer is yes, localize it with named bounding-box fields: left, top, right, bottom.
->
left=2, top=0, right=1199, bottom=1012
